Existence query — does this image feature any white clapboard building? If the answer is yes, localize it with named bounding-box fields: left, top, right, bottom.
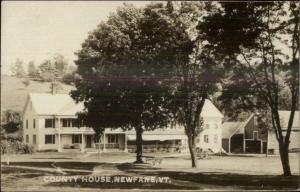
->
left=267, top=111, right=300, bottom=154
left=23, top=93, right=224, bottom=153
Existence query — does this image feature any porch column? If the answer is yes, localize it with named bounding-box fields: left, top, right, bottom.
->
left=228, top=138, right=231, bottom=153
left=243, top=136, right=246, bottom=153
left=57, top=117, right=62, bottom=152
left=103, top=133, right=107, bottom=152
left=81, top=133, right=85, bottom=152
left=172, top=140, right=176, bottom=152
left=260, top=140, right=263, bottom=154
left=124, top=133, right=128, bottom=152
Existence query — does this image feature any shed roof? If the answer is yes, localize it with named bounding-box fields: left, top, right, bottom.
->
left=222, top=122, right=244, bottom=139
left=222, top=114, right=254, bottom=139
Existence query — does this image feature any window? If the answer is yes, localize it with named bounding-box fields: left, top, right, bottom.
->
left=253, top=131, right=258, bottom=140
left=45, top=119, right=55, bottom=128
left=33, top=135, right=36, bottom=144
left=214, top=134, right=218, bottom=144
left=61, top=118, right=79, bottom=127
left=108, top=135, right=118, bottom=143
left=204, top=135, right=209, bottom=143
left=196, top=138, right=200, bottom=144
left=26, top=135, right=29, bottom=143
left=72, top=134, right=82, bottom=144
left=72, top=119, right=79, bottom=127
left=45, top=135, right=55, bottom=144
left=62, top=119, right=71, bottom=127
left=214, top=124, right=218, bottom=129
left=33, top=119, right=36, bottom=129
left=26, top=120, right=28, bottom=129
left=205, top=124, right=210, bottom=129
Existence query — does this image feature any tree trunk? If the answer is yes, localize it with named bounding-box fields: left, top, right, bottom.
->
left=187, top=134, right=198, bottom=168
left=279, top=142, right=291, bottom=176
left=135, top=127, right=144, bottom=163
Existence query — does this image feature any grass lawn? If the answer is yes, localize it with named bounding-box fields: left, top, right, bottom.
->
left=1, top=152, right=299, bottom=191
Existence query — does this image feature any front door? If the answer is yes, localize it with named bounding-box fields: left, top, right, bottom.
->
left=86, top=135, right=92, bottom=148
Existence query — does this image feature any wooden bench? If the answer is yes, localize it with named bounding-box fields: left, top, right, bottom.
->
left=143, top=156, right=163, bottom=166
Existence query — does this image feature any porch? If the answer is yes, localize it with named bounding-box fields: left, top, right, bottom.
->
left=126, top=134, right=188, bottom=153
left=58, top=133, right=127, bottom=152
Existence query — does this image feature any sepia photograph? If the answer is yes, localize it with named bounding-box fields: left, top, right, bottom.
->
left=1, top=1, right=299, bottom=191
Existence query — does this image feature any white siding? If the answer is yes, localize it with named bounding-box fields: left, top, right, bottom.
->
left=23, top=100, right=39, bottom=150
left=196, top=117, right=223, bottom=153
left=268, top=130, right=300, bottom=154
left=37, top=117, right=58, bottom=150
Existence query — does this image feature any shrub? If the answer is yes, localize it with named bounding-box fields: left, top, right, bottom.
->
left=6, top=135, right=22, bottom=142
left=1, top=140, right=34, bottom=154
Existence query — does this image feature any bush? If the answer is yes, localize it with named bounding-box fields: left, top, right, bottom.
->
left=6, top=135, right=22, bottom=142
left=1, top=140, right=34, bottom=154
left=62, top=73, right=76, bottom=85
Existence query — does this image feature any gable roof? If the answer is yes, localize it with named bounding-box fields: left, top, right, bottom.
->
left=201, top=99, right=224, bottom=118
left=26, top=93, right=223, bottom=118
left=278, top=110, right=299, bottom=128
left=28, top=93, right=84, bottom=116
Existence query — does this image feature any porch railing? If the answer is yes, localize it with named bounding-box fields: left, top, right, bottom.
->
left=95, top=143, right=124, bottom=150
left=127, top=144, right=185, bottom=153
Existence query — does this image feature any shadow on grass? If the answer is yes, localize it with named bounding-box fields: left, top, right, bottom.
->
left=142, top=171, right=298, bottom=190
left=32, top=157, right=72, bottom=160
left=8, top=161, right=101, bottom=171
left=117, top=163, right=162, bottom=171
left=2, top=166, right=93, bottom=178
left=1, top=166, right=57, bottom=175
left=116, top=163, right=298, bottom=190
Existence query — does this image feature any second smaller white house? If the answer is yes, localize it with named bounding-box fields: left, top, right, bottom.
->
left=23, top=93, right=224, bottom=153
left=267, top=111, right=300, bottom=154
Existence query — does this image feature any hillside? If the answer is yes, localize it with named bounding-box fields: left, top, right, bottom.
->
left=1, top=75, right=75, bottom=112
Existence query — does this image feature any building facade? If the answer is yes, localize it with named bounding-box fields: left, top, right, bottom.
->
left=267, top=111, right=300, bottom=154
left=23, top=93, right=224, bottom=153
left=222, top=111, right=299, bottom=154
left=222, top=114, right=268, bottom=154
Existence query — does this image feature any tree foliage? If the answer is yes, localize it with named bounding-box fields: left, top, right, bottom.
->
left=199, top=2, right=299, bottom=176
left=1, top=110, right=22, bottom=133
left=27, top=60, right=38, bottom=78
left=71, top=3, right=193, bottom=162
left=10, top=58, right=26, bottom=78
left=163, top=2, right=225, bottom=168
left=38, top=54, right=69, bottom=82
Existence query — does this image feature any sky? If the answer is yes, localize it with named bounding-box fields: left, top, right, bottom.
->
left=1, top=1, right=151, bottom=75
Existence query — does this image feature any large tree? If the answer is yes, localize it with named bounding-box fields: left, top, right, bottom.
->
left=199, top=2, right=299, bottom=176
left=162, top=2, right=224, bottom=168
left=71, top=3, right=192, bottom=163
